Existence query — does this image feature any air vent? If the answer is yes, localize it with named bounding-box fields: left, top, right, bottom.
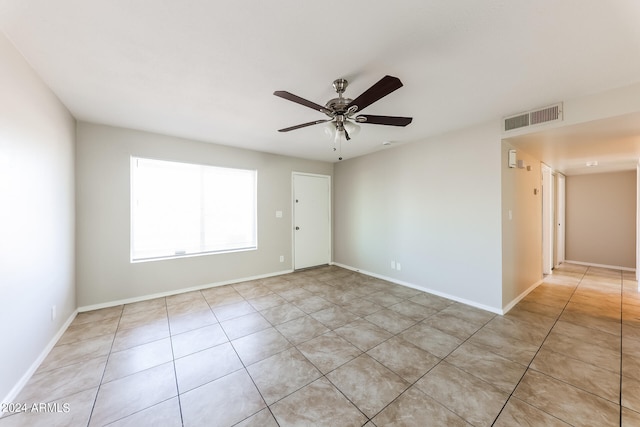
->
left=504, top=103, right=563, bottom=132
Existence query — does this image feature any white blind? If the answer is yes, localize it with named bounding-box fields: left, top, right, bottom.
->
left=131, top=157, right=257, bottom=261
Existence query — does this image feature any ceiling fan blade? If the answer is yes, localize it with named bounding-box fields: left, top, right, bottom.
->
left=356, top=115, right=413, bottom=126
left=278, top=119, right=330, bottom=132
left=346, top=75, right=404, bottom=113
left=273, top=91, right=328, bottom=113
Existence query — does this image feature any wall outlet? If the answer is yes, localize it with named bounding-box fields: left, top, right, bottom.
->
left=279, top=255, right=284, bottom=262
left=396, top=262, right=402, bottom=271
left=51, top=305, right=57, bottom=321
left=391, top=260, right=396, bottom=269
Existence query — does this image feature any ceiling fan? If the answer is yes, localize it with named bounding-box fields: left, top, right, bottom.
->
left=274, top=75, right=412, bottom=152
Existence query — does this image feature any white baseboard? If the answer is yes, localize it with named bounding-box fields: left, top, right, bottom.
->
left=2, top=309, right=78, bottom=406
left=501, top=279, right=545, bottom=315
left=332, top=262, right=503, bottom=315
left=564, top=260, right=636, bottom=272
left=78, top=269, right=294, bottom=312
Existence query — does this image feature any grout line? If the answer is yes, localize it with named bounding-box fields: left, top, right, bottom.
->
left=490, top=266, right=587, bottom=426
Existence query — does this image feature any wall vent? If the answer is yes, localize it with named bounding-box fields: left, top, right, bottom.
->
left=504, top=102, right=563, bottom=132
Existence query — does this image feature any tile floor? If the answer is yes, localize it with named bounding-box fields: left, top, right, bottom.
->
left=1, top=263, right=638, bottom=426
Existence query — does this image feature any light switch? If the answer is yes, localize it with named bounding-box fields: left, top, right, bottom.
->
left=275, top=211, right=282, bottom=218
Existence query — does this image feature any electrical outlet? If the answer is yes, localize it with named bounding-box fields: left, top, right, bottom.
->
left=391, top=260, right=396, bottom=270
left=279, top=255, right=284, bottom=262
left=396, top=262, right=402, bottom=271
left=51, top=305, right=57, bottom=321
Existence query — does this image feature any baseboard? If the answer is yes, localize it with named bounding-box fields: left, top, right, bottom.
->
left=2, top=309, right=78, bottom=407
left=332, top=262, right=503, bottom=315
left=501, top=279, right=545, bottom=315
left=78, top=269, right=294, bottom=312
left=564, top=260, right=636, bottom=272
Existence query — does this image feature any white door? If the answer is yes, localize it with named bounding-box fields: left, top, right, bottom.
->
left=556, top=173, right=566, bottom=267
left=542, top=164, right=553, bottom=275
left=293, top=173, right=331, bottom=270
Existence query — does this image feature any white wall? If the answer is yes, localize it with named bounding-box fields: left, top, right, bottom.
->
left=0, top=33, right=76, bottom=402
left=501, top=143, right=543, bottom=309
left=334, top=122, right=503, bottom=312
left=76, top=122, right=332, bottom=307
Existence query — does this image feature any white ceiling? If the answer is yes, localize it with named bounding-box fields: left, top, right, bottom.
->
left=1, top=0, right=640, bottom=165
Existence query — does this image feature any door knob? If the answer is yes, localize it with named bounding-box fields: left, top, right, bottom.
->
left=295, top=226, right=300, bottom=230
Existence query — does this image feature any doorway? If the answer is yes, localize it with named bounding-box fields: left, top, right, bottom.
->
left=292, top=173, right=331, bottom=270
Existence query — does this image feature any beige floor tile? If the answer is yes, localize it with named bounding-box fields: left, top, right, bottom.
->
left=327, top=354, right=409, bottom=418
left=234, top=408, right=279, bottom=427
left=0, top=387, right=98, bottom=427
left=503, top=306, right=557, bottom=330
left=334, top=318, right=393, bottom=351
left=165, top=290, right=206, bottom=307
left=74, top=306, right=123, bottom=325
left=201, top=286, right=244, bottom=307
left=122, top=297, right=167, bottom=316
left=17, top=356, right=106, bottom=404
left=174, top=342, right=243, bottom=393
left=445, top=342, right=527, bottom=393
left=415, top=362, right=508, bottom=427
left=233, top=283, right=272, bottom=299
left=365, top=308, right=416, bottom=334
left=387, top=300, right=438, bottom=321
left=623, top=375, right=640, bottom=413
left=247, top=293, right=286, bottom=311
left=39, top=334, right=114, bottom=373
left=247, top=347, right=321, bottom=404
left=296, top=331, right=362, bottom=374
left=310, top=305, right=359, bottom=329
left=168, top=308, right=217, bottom=335
left=530, top=348, right=620, bottom=402
left=166, top=298, right=211, bottom=317
left=467, top=327, right=539, bottom=366
left=112, top=321, right=170, bottom=352
left=551, top=319, right=620, bottom=351
left=277, top=287, right=314, bottom=302
left=514, top=369, right=619, bottom=427
left=512, top=300, right=564, bottom=318
left=220, top=312, right=271, bottom=340
left=372, top=386, right=470, bottom=427
left=560, top=309, right=621, bottom=336
left=483, top=316, right=551, bottom=346
left=231, top=327, right=292, bottom=366
left=118, top=306, right=168, bottom=330
left=170, top=323, right=228, bottom=358
left=102, top=338, right=173, bottom=383
left=399, top=322, right=462, bottom=358
left=409, top=293, right=454, bottom=311
left=422, top=312, right=484, bottom=341
left=542, top=329, right=620, bottom=373
left=493, top=397, right=571, bottom=427
left=276, top=315, right=330, bottom=345
left=367, top=336, right=440, bottom=383
left=105, top=397, right=182, bottom=427
left=623, top=407, right=640, bottom=427
left=89, top=362, right=177, bottom=426
left=365, top=290, right=405, bottom=307
left=340, top=298, right=385, bottom=317
left=270, top=377, right=367, bottom=427
left=211, top=301, right=255, bottom=322
left=180, top=370, right=266, bottom=427
left=290, top=295, right=334, bottom=314
left=623, top=352, right=640, bottom=381
left=259, top=302, right=306, bottom=325
left=57, top=316, right=119, bottom=345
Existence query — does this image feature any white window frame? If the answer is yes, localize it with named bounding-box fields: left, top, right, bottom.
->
left=130, top=156, right=257, bottom=262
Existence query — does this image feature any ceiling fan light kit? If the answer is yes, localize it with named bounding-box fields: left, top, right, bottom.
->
left=274, top=75, right=413, bottom=160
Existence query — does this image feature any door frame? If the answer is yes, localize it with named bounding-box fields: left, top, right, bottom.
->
left=291, top=172, right=332, bottom=270
left=542, top=164, right=554, bottom=275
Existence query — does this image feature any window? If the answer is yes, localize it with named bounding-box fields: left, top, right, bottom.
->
left=131, top=157, right=257, bottom=261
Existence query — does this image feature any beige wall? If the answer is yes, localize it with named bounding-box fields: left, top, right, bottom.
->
left=501, top=143, right=543, bottom=308
left=0, top=34, right=76, bottom=402
left=76, top=122, right=332, bottom=307
left=334, top=121, right=504, bottom=312
left=566, top=171, right=636, bottom=268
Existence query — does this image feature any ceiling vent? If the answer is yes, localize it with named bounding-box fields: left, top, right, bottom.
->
left=504, top=103, right=563, bottom=132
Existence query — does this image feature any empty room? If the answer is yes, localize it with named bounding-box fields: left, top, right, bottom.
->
left=2, top=1, right=640, bottom=426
